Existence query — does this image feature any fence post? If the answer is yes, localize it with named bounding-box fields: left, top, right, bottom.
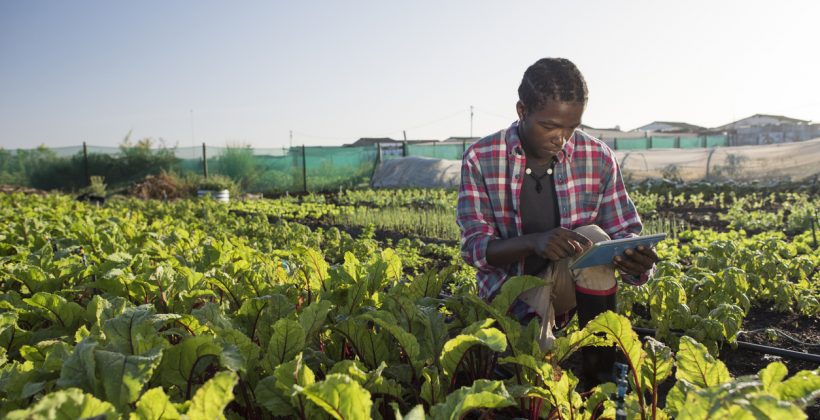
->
left=201, top=143, right=208, bottom=178
left=402, top=141, right=408, bottom=157
left=302, top=145, right=307, bottom=192
left=613, top=137, right=618, bottom=150
left=82, top=141, right=90, bottom=185
left=701, top=136, right=707, bottom=148
left=462, top=140, right=467, bottom=154
left=376, top=143, right=382, bottom=164
left=675, top=136, right=681, bottom=148
left=647, top=136, right=652, bottom=149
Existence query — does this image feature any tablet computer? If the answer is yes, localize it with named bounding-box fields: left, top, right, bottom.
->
left=569, top=233, right=667, bottom=270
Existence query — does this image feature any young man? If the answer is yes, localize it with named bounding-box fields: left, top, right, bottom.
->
left=456, top=58, right=658, bottom=384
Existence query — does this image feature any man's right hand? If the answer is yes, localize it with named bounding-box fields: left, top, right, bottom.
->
left=531, top=228, right=593, bottom=261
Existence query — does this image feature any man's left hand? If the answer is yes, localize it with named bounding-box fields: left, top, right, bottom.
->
left=613, top=245, right=659, bottom=277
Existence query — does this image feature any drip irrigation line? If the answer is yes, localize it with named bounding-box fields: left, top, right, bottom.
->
left=632, top=326, right=820, bottom=364
left=738, top=328, right=820, bottom=348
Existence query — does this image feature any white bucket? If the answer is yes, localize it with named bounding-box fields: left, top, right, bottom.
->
left=197, top=189, right=230, bottom=203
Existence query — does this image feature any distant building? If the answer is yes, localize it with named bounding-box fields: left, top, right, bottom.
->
left=579, top=124, right=644, bottom=140
left=717, top=114, right=809, bottom=130
left=440, top=136, right=480, bottom=144
left=716, top=114, right=820, bottom=146
left=344, top=137, right=435, bottom=147
left=635, top=121, right=707, bottom=133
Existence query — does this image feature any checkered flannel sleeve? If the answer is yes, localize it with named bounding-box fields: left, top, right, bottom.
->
left=457, top=158, right=506, bottom=295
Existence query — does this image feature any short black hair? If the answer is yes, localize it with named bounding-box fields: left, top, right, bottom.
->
left=518, top=58, right=588, bottom=113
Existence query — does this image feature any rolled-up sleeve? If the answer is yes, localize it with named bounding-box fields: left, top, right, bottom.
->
left=456, top=158, right=499, bottom=274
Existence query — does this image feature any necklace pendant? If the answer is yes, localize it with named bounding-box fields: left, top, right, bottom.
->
left=547, top=168, right=553, bottom=175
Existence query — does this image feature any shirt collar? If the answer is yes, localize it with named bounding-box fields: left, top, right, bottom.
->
left=506, top=121, right=576, bottom=163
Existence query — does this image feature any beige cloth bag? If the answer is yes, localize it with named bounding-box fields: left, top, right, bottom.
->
left=517, top=225, right=616, bottom=352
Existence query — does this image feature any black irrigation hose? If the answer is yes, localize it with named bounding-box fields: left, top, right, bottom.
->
left=632, top=327, right=820, bottom=364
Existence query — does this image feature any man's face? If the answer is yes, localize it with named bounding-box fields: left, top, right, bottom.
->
left=516, top=100, right=584, bottom=161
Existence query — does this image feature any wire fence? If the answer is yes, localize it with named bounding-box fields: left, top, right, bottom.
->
left=1, top=134, right=728, bottom=193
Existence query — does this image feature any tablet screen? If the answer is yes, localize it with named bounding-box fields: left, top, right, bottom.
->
left=569, top=233, right=666, bottom=270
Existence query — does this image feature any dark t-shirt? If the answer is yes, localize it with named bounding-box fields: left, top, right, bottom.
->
left=520, top=158, right=559, bottom=275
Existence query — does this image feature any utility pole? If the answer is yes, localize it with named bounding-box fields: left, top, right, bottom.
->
left=82, top=142, right=90, bottom=186
left=202, top=142, right=208, bottom=178
left=403, top=130, right=407, bottom=141
left=470, top=105, right=474, bottom=138
left=289, top=130, right=293, bottom=149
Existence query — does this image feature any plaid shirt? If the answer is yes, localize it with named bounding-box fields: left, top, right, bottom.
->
left=457, top=122, right=651, bottom=301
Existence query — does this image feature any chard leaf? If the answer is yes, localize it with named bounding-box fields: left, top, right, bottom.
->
left=675, top=380, right=806, bottom=420
left=255, top=376, right=299, bottom=417
left=0, top=311, right=27, bottom=352
left=236, top=294, right=292, bottom=343
left=362, top=361, right=405, bottom=401
left=252, top=295, right=296, bottom=347
left=256, top=353, right=315, bottom=417
left=159, top=335, right=241, bottom=395
left=585, top=312, right=645, bottom=377
left=675, top=335, right=731, bottom=388
left=551, top=328, right=611, bottom=363
left=414, top=304, right=448, bottom=362
left=490, top=275, right=548, bottom=315
left=173, top=315, right=211, bottom=337
left=102, top=304, right=178, bottom=355
left=299, top=299, right=333, bottom=344
left=57, top=339, right=102, bottom=395
left=295, top=246, right=329, bottom=292
left=328, top=360, right=368, bottom=382
left=1, top=360, right=40, bottom=401
left=584, top=382, right=617, bottom=419
left=129, top=387, right=181, bottom=420
left=20, top=339, right=72, bottom=373
left=361, top=249, right=401, bottom=295
left=640, top=337, right=674, bottom=396
left=343, top=252, right=362, bottom=282
left=440, top=321, right=506, bottom=378
left=217, top=327, right=259, bottom=375
left=342, top=272, right=370, bottom=315
left=86, top=295, right=130, bottom=332
left=5, top=388, right=117, bottom=420
left=192, top=303, right=236, bottom=332
left=264, top=319, right=306, bottom=369
left=273, top=353, right=316, bottom=392
left=94, top=347, right=163, bottom=409
left=298, top=373, right=373, bottom=420
left=421, top=366, right=444, bottom=406
left=662, top=380, right=693, bottom=418
left=758, top=361, right=788, bottom=392
left=185, top=370, right=238, bottom=420
left=429, top=379, right=515, bottom=420
left=359, top=311, right=420, bottom=365
left=464, top=295, right=525, bottom=356
left=392, top=403, right=426, bottom=420
left=407, top=269, right=445, bottom=301
left=498, top=354, right=545, bottom=383
left=23, top=292, right=85, bottom=331
left=775, top=369, right=820, bottom=407
left=377, top=248, right=402, bottom=286
left=335, top=318, right=391, bottom=369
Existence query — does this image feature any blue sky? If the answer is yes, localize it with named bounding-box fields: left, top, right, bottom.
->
left=2, top=1, right=819, bottom=149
